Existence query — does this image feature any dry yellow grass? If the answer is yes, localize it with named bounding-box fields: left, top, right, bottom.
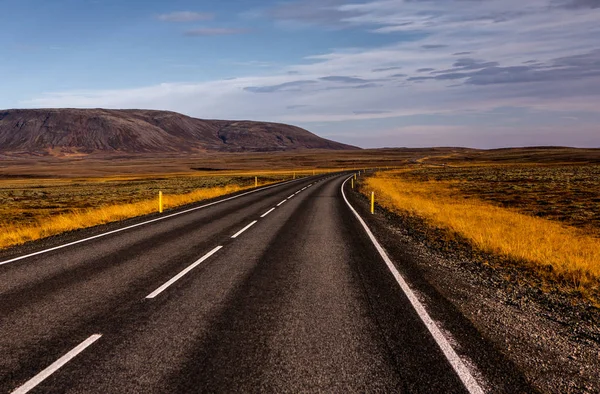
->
left=363, top=171, right=600, bottom=296
left=1, top=168, right=340, bottom=251
left=0, top=183, right=253, bottom=250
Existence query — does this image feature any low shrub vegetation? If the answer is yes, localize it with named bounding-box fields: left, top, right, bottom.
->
left=0, top=173, right=292, bottom=250
left=362, top=168, right=600, bottom=301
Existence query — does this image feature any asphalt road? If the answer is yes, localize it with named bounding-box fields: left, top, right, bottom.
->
left=1, top=174, right=526, bottom=393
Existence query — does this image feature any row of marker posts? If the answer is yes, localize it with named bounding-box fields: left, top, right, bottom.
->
left=352, top=170, right=375, bottom=215
left=156, top=168, right=376, bottom=214
left=157, top=171, right=294, bottom=213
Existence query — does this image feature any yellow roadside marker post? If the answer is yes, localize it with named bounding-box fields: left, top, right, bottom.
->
left=371, top=192, right=375, bottom=214
left=159, top=191, right=163, bottom=213
left=293, top=172, right=296, bottom=180
left=351, top=178, right=354, bottom=189
left=354, top=173, right=357, bottom=180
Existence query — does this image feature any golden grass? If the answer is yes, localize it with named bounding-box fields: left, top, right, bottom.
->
left=363, top=172, right=600, bottom=296
left=0, top=183, right=255, bottom=250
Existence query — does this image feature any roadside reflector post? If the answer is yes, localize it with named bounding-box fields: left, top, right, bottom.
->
left=255, top=176, right=258, bottom=187
left=159, top=191, right=163, bottom=213
left=313, top=170, right=315, bottom=176
left=293, top=171, right=296, bottom=180
left=371, top=192, right=375, bottom=214
left=354, top=173, right=357, bottom=180
left=351, top=178, right=354, bottom=189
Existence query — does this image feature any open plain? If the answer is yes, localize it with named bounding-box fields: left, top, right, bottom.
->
left=1, top=147, right=599, bottom=393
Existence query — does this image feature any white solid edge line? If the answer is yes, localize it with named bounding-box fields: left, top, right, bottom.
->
left=261, top=208, right=276, bottom=218
left=146, top=246, right=223, bottom=299
left=0, top=178, right=303, bottom=267
left=231, top=220, right=258, bottom=239
left=277, top=200, right=287, bottom=207
left=12, top=334, right=102, bottom=394
left=340, top=177, right=485, bottom=394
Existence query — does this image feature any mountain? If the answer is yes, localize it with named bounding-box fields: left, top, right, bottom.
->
left=0, top=109, right=358, bottom=154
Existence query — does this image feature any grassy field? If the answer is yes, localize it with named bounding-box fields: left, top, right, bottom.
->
left=361, top=163, right=600, bottom=302
left=402, top=164, right=600, bottom=236
left=0, top=171, right=301, bottom=250
left=1, top=146, right=598, bottom=263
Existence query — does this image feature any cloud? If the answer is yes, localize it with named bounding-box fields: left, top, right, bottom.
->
left=232, top=61, right=273, bottom=67
left=287, top=105, right=310, bottom=109
left=556, top=0, right=600, bottom=9
left=417, top=68, right=435, bottom=72
left=353, top=110, right=391, bottom=115
left=453, top=52, right=472, bottom=56
left=431, top=58, right=501, bottom=74
left=422, top=44, right=448, bottom=49
left=372, top=66, right=403, bottom=72
left=184, top=28, right=251, bottom=36
left=320, top=76, right=370, bottom=83
left=266, top=0, right=361, bottom=26
left=453, top=58, right=499, bottom=70
left=244, top=80, right=317, bottom=93
left=157, top=11, right=214, bottom=22
left=324, top=83, right=382, bottom=90
left=407, top=50, right=600, bottom=88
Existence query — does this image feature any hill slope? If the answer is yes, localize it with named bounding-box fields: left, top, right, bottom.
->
left=0, top=109, right=357, bottom=154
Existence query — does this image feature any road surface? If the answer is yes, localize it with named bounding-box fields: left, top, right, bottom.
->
left=1, top=174, right=529, bottom=393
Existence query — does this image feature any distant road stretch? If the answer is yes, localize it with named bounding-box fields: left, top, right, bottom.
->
left=1, top=173, right=522, bottom=393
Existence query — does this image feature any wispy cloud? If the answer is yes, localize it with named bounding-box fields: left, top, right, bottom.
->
left=556, top=0, right=600, bottom=9
left=184, top=28, right=251, bottom=36
left=19, top=0, right=600, bottom=148
left=421, top=44, right=448, bottom=49
left=266, top=0, right=361, bottom=27
left=319, top=76, right=371, bottom=83
left=406, top=50, right=600, bottom=88
left=232, top=60, right=274, bottom=67
left=157, top=11, right=214, bottom=22
left=324, top=83, right=382, bottom=90
left=372, top=66, right=403, bottom=72
left=287, top=104, right=310, bottom=109
left=244, top=80, right=317, bottom=93
left=353, top=110, right=391, bottom=115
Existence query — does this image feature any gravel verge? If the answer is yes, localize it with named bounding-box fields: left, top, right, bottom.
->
left=348, top=185, right=600, bottom=393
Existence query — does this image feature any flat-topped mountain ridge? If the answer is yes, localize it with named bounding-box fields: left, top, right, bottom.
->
left=0, top=109, right=358, bottom=154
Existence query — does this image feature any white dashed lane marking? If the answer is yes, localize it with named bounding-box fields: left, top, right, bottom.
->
left=12, top=334, right=103, bottom=394
left=231, top=221, right=258, bottom=239
left=146, top=246, right=223, bottom=299
left=261, top=208, right=276, bottom=218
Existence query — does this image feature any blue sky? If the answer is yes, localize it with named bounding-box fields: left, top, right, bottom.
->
left=2, top=0, right=600, bottom=148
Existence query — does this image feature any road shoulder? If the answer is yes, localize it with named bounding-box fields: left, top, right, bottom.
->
left=345, top=182, right=599, bottom=393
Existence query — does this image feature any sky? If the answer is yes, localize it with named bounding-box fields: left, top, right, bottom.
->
left=2, top=0, right=600, bottom=148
